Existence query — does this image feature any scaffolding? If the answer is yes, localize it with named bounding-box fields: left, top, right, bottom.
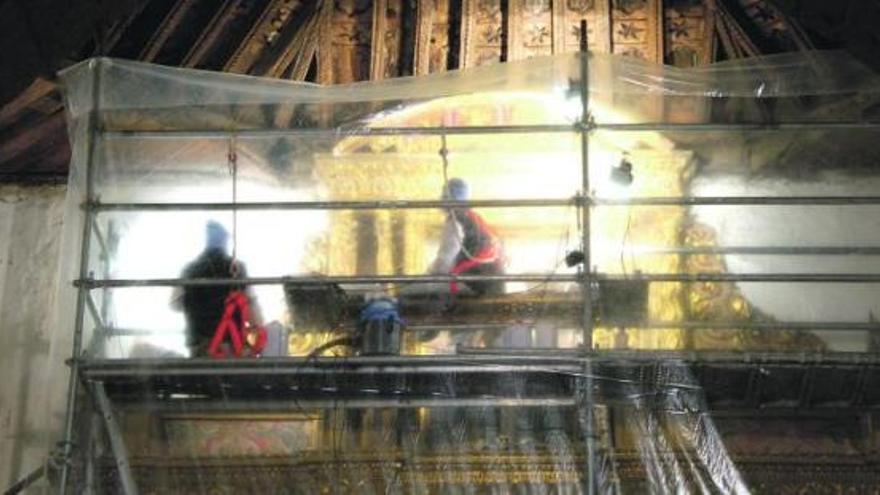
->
left=44, top=35, right=880, bottom=495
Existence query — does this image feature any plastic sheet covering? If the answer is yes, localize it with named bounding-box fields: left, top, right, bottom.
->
left=47, top=51, right=880, bottom=494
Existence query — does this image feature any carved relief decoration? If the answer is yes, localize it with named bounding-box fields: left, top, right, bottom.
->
left=567, top=0, right=595, bottom=15
left=509, top=0, right=552, bottom=60
left=310, top=0, right=729, bottom=81
left=682, top=220, right=826, bottom=352
left=665, top=3, right=714, bottom=67
left=461, top=0, right=504, bottom=67
left=554, top=0, right=611, bottom=54
left=611, top=0, right=662, bottom=62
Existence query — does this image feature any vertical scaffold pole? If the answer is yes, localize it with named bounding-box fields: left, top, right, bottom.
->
left=577, top=19, right=597, bottom=495
left=93, top=383, right=138, bottom=495
left=58, top=58, right=102, bottom=495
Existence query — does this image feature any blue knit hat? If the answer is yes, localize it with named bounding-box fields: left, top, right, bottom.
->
left=206, top=221, right=229, bottom=250
left=444, top=178, right=469, bottom=201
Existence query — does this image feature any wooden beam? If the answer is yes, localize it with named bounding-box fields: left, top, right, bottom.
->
left=2, top=138, right=70, bottom=178
left=651, top=0, right=664, bottom=63
left=551, top=0, right=565, bottom=54
left=718, top=3, right=760, bottom=57
left=0, top=78, right=57, bottom=130
left=370, top=0, right=389, bottom=80
left=597, top=0, right=613, bottom=53
left=413, top=0, right=435, bottom=75
left=703, top=0, right=719, bottom=64
left=507, top=0, right=523, bottom=61
left=460, top=0, right=478, bottom=67
left=138, top=0, right=199, bottom=63
left=223, top=0, right=296, bottom=74
left=250, top=2, right=317, bottom=77
left=28, top=97, right=62, bottom=116
left=316, top=0, right=335, bottom=84
left=181, top=0, right=244, bottom=68
left=714, top=11, right=738, bottom=59
left=370, top=0, right=405, bottom=79
left=0, top=114, right=66, bottom=167
left=102, top=0, right=151, bottom=55
left=287, top=19, right=321, bottom=81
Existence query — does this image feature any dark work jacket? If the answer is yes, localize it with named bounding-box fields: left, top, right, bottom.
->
left=180, top=248, right=247, bottom=346
left=449, top=208, right=504, bottom=295
left=450, top=208, right=500, bottom=265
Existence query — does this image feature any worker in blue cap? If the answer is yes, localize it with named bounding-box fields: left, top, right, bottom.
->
left=429, top=178, right=505, bottom=296
left=171, top=221, right=262, bottom=357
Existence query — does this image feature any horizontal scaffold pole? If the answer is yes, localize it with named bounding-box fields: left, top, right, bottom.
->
left=88, top=195, right=880, bottom=213
left=77, top=351, right=880, bottom=378
left=593, top=122, right=880, bottom=132
left=594, top=196, right=880, bottom=205
left=75, top=272, right=880, bottom=289
left=101, top=125, right=576, bottom=139
left=98, top=121, right=880, bottom=139
left=90, top=198, right=577, bottom=211
left=98, top=319, right=880, bottom=336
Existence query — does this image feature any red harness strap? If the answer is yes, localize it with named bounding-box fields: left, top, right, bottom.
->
left=208, top=290, right=267, bottom=358
left=450, top=210, right=502, bottom=295
left=450, top=244, right=501, bottom=295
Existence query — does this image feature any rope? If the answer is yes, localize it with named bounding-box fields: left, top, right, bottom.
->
left=437, top=129, right=495, bottom=264
left=227, top=134, right=240, bottom=277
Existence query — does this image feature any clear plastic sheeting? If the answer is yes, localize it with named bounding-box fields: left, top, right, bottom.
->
left=48, top=51, right=880, bottom=494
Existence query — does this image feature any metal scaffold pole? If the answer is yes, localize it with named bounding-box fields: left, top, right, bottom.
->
left=57, top=59, right=102, bottom=495
left=47, top=43, right=880, bottom=495
left=98, top=121, right=880, bottom=139
left=577, top=19, right=597, bottom=495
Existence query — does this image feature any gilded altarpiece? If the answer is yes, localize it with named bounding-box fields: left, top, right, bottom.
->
left=90, top=12, right=875, bottom=491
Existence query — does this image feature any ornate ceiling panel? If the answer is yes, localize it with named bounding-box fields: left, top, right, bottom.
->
left=0, top=0, right=833, bottom=181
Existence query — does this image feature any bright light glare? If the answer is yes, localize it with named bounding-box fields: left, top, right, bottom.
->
left=109, top=181, right=328, bottom=357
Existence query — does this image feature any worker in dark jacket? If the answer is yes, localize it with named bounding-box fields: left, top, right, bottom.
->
left=429, top=178, right=505, bottom=296
left=171, top=221, right=262, bottom=357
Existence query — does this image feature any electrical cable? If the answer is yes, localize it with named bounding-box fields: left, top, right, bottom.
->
left=620, top=207, right=634, bottom=279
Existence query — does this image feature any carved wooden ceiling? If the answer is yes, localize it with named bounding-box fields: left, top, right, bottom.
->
left=0, top=0, right=875, bottom=183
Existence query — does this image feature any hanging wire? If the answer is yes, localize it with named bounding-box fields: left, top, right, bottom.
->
left=227, top=134, right=240, bottom=277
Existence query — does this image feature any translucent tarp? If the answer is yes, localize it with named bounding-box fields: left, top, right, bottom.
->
left=47, top=51, right=880, bottom=493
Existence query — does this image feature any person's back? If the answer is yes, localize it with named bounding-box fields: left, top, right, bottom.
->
left=172, top=221, right=260, bottom=357
left=440, top=179, right=506, bottom=296
left=181, top=247, right=245, bottom=352
left=452, top=208, right=505, bottom=296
